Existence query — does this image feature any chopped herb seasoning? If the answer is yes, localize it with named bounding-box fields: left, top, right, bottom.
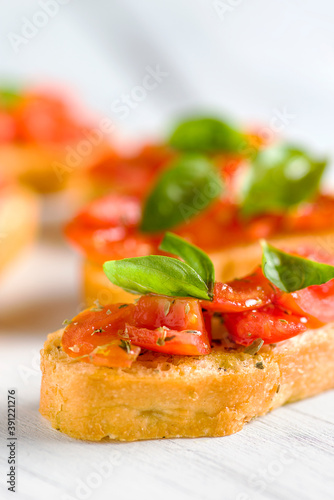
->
left=118, top=304, right=129, bottom=309
left=185, top=330, right=201, bottom=335
left=62, top=319, right=72, bottom=326
left=279, top=319, right=288, bottom=324
left=91, top=328, right=105, bottom=335
left=156, top=337, right=165, bottom=346
left=164, top=302, right=171, bottom=316
left=119, top=339, right=131, bottom=353
left=165, top=335, right=176, bottom=342
left=276, top=384, right=281, bottom=393
left=106, top=309, right=111, bottom=315
left=244, top=339, right=264, bottom=355
left=255, top=361, right=265, bottom=370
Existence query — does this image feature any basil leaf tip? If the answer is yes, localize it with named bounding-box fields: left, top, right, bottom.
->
left=103, top=255, right=211, bottom=300
left=160, top=232, right=215, bottom=294
left=140, top=154, right=223, bottom=233
left=261, top=240, right=334, bottom=292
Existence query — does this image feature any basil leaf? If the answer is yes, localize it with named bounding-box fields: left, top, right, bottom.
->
left=140, top=154, right=223, bottom=233
left=160, top=232, right=215, bottom=295
left=0, top=87, right=21, bottom=110
left=240, top=144, right=327, bottom=217
left=261, top=240, right=334, bottom=292
left=169, top=116, right=247, bottom=154
left=103, top=255, right=210, bottom=300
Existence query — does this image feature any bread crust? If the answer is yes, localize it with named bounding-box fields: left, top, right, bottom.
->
left=40, top=323, right=334, bottom=441
left=83, top=229, right=334, bottom=306
left=0, top=186, right=39, bottom=274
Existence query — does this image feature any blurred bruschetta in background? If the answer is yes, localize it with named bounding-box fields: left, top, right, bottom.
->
left=0, top=175, right=39, bottom=274
left=0, top=85, right=112, bottom=194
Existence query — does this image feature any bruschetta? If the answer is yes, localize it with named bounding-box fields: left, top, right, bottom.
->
left=40, top=235, right=334, bottom=441
left=64, top=129, right=334, bottom=306
left=0, top=86, right=111, bottom=193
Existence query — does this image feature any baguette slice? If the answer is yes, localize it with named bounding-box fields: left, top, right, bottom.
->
left=83, top=229, right=334, bottom=306
left=40, top=323, right=334, bottom=441
left=0, top=141, right=111, bottom=194
left=0, top=186, right=39, bottom=274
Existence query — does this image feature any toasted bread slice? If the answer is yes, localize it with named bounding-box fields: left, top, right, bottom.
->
left=0, top=186, right=39, bottom=274
left=0, top=142, right=111, bottom=193
left=40, top=322, right=334, bottom=441
left=82, top=229, right=334, bottom=306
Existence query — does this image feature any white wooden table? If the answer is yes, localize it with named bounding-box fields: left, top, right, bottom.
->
left=1, top=229, right=333, bottom=500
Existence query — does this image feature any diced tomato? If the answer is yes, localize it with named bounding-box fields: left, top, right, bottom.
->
left=127, top=295, right=211, bottom=355
left=202, top=266, right=275, bottom=313
left=87, top=340, right=141, bottom=368
left=223, top=304, right=322, bottom=346
left=275, top=246, right=334, bottom=323
left=125, top=325, right=210, bottom=355
left=62, top=303, right=136, bottom=358
left=65, top=194, right=160, bottom=262
left=62, top=295, right=210, bottom=367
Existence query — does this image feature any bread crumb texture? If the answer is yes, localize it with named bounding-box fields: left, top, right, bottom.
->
left=40, top=325, right=334, bottom=441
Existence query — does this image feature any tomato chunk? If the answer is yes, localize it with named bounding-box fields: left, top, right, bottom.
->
left=127, top=295, right=211, bottom=355
left=87, top=340, right=141, bottom=368
left=65, top=194, right=159, bottom=262
left=275, top=246, right=334, bottom=323
left=62, top=295, right=210, bottom=367
left=223, top=304, right=322, bottom=346
left=202, top=266, right=275, bottom=313
left=62, top=303, right=136, bottom=358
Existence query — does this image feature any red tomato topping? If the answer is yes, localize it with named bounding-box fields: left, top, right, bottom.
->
left=64, top=194, right=160, bottom=262
left=62, top=296, right=210, bottom=367
left=275, top=246, right=334, bottom=323
left=202, top=266, right=275, bottom=313
left=1, top=90, right=91, bottom=144
left=87, top=341, right=141, bottom=368
left=89, top=144, right=175, bottom=197
left=62, top=303, right=136, bottom=358
left=127, top=295, right=211, bottom=355
left=223, top=304, right=322, bottom=346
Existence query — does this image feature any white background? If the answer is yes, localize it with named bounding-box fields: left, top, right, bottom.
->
left=1, top=1, right=334, bottom=499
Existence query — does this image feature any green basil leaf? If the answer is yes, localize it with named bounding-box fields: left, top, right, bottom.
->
left=0, top=87, right=21, bottom=110
left=240, top=144, right=327, bottom=217
left=261, top=240, right=334, bottom=292
left=169, top=116, right=247, bottom=154
left=103, top=255, right=210, bottom=300
left=159, top=232, right=215, bottom=295
left=140, top=154, right=223, bottom=233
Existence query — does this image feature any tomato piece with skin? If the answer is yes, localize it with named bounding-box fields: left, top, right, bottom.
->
left=125, top=325, right=210, bottom=355
left=126, top=295, right=211, bottom=355
left=223, top=304, right=322, bottom=346
left=86, top=340, right=141, bottom=368
left=62, top=296, right=210, bottom=367
left=202, top=266, right=276, bottom=313
left=62, top=303, right=136, bottom=358
left=275, top=246, right=334, bottom=323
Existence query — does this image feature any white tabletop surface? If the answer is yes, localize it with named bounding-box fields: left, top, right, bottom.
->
left=0, top=210, right=333, bottom=500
